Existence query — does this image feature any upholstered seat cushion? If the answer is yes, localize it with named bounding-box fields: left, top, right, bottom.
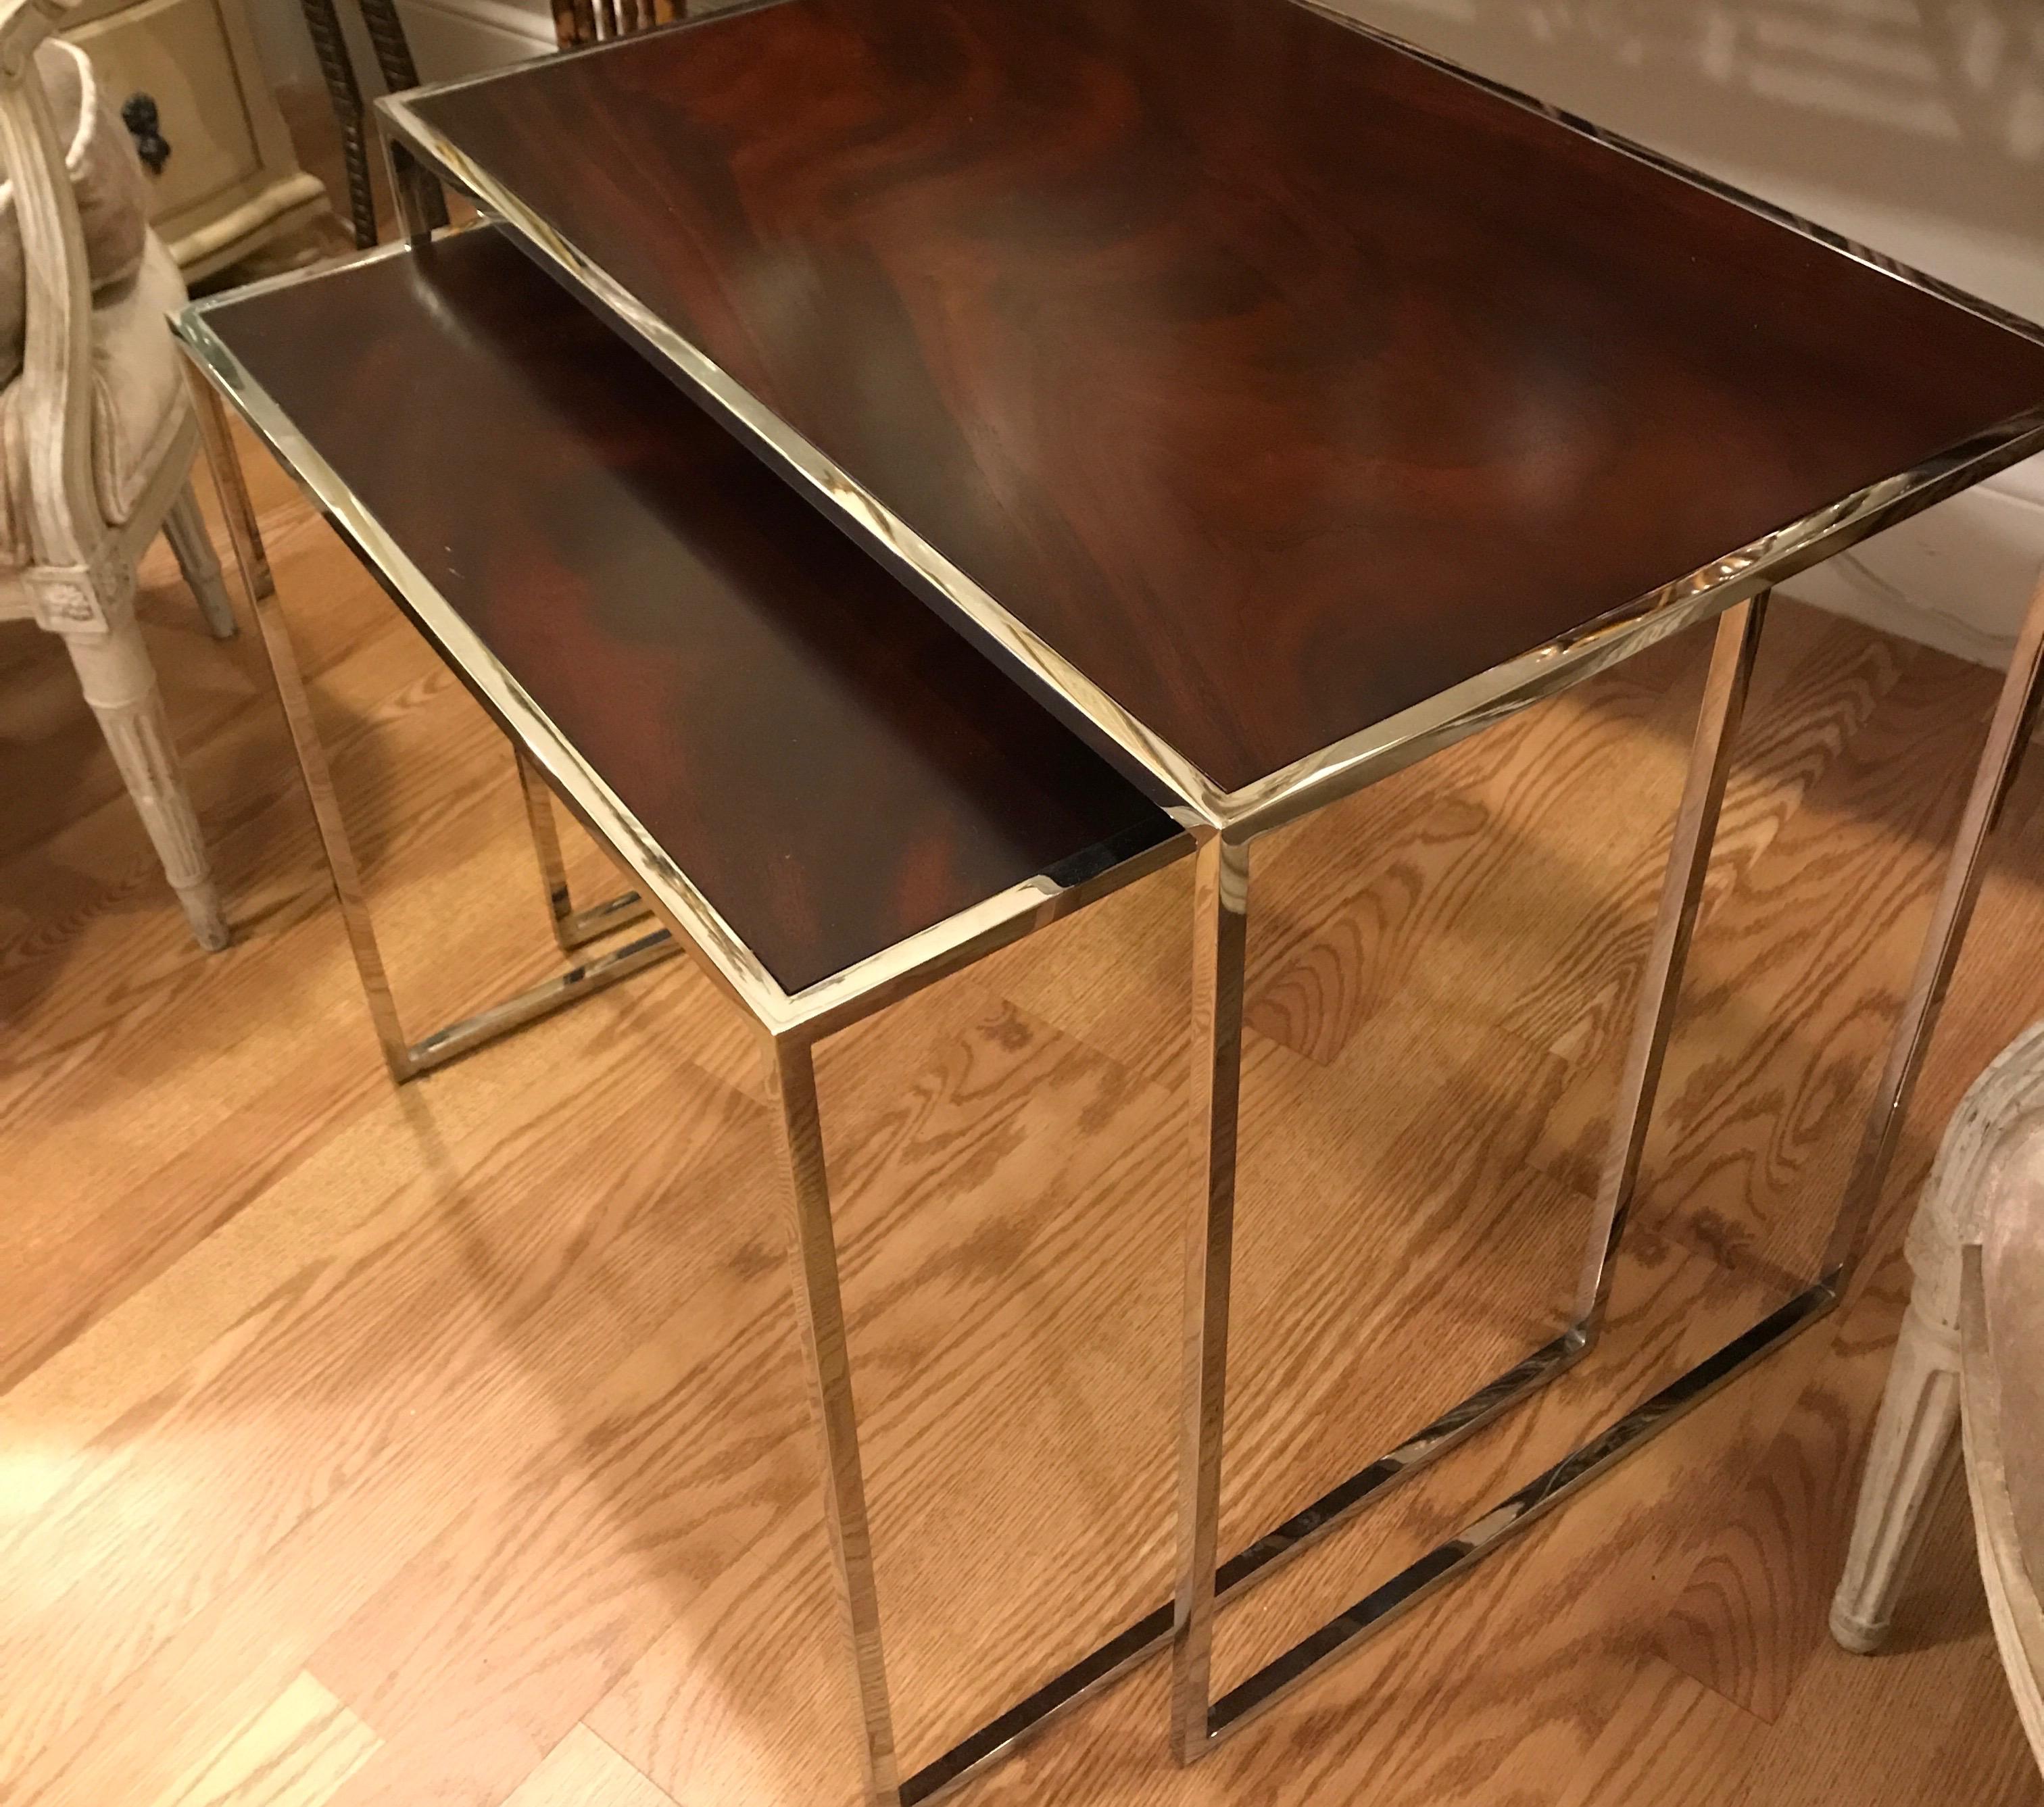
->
left=0, top=230, right=188, bottom=562
left=0, top=40, right=150, bottom=384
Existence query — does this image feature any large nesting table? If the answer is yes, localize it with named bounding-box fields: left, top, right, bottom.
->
left=374, top=0, right=2044, bottom=1777
left=178, top=223, right=1187, bottom=1806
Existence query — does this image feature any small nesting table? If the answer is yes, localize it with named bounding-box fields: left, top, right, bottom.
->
left=177, top=223, right=1186, bottom=1807
left=375, top=0, right=2044, bottom=1769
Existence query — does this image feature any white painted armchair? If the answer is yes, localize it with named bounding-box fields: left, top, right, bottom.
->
left=1832, top=1020, right=2044, bottom=1768
left=0, top=0, right=242, bottom=948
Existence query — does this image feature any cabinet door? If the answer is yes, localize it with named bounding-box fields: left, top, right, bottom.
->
left=67, top=0, right=262, bottom=227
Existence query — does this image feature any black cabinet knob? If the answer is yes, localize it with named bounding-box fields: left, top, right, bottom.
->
left=120, top=93, right=170, bottom=175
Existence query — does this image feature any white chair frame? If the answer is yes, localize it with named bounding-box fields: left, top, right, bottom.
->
left=0, top=0, right=257, bottom=949
left=1833, top=1019, right=2044, bottom=1771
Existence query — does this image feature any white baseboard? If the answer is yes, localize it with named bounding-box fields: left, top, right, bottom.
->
left=1777, top=461, right=2044, bottom=669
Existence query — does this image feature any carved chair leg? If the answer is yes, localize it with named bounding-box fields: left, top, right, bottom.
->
left=1832, top=1020, right=2044, bottom=1652
left=162, top=476, right=237, bottom=639
left=62, top=605, right=229, bottom=951
left=1831, top=1281, right=1964, bottom=1652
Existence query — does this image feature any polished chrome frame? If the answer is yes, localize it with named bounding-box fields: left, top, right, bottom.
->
left=1825, top=564, right=2044, bottom=1282
left=1167, top=558, right=2044, bottom=1750
left=514, top=745, right=654, bottom=952
left=375, top=5, right=2044, bottom=1750
left=379, top=105, right=448, bottom=247
left=1168, top=596, right=1803, bottom=1752
left=370, top=75, right=2044, bottom=1723
left=379, top=17, right=2044, bottom=837
left=219, top=36, right=2044, bottom=1775
left=176, top=249, right=1196, bottom=1807
left=189, top=360, right=682, bottom=1084
left=178, top=265, right=1183, bottom=1043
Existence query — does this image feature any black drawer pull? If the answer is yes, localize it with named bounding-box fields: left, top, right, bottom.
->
left=120, top=93, right=170, bottom=174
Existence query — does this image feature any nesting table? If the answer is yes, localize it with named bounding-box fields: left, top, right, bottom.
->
left=182, top=0, right=2044, bottom=1800
left=180, top=223, right=1187, bottom=1805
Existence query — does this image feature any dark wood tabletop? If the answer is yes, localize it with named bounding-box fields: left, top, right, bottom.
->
left=399, top=0, right=2044, bottom=812
left=199, top=226, right=1176, bottom=994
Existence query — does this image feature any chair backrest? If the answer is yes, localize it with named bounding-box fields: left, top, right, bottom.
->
left=552, top=0, right=681, bottom=49
left=0, top=0, right=112, bottom=618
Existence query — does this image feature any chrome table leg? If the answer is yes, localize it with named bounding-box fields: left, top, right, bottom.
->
left=1823, top=570, right=2044, bottom=1287
left=754, top=860, right=1580, bottom=1802
left=378, top=113, right=449, bottom=247
left=514, top=746, right=653, bottom=951
left=1574, top=592, right=1769, bottom=1328
left=246, top=545, right=678, bottom=1084
left=1171, top=596, right=1787, bottom=1757
left=767, top=1033, right=904, bottom=1805
left=185, top=362, right=274, bottom=604
left=1171, top=828, right=1249, bottom=1753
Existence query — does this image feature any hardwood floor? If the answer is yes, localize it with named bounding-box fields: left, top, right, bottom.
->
left=5, top=430, right=2043, bottom=1807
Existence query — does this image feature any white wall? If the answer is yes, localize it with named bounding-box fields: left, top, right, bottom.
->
left=242, top=0, right=320, bottom=89
left=393, top=0, right=555, bottom=79
left=1328, top=0, right=2044, bottom=664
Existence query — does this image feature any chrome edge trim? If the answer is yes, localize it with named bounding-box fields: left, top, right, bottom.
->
left=1221, top=410, right=2044, bottom=835
left=377, top=89, right=1230, bottom=828
left=196, top=224, right=429, bottom=305
left=179, top=278, right=1167, bottom=1036
left=383, top=66, right=2044, bottom=841
left=785, top=819, right=1188, bottom=1044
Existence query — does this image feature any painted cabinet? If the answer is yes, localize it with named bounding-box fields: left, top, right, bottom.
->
left=64, top=0, right=327, bottom=280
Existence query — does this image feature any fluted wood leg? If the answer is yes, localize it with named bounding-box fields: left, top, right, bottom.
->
left=1831, top=1283, right=1963, bottom=1652
left=162, top=475, right=237, bottom=639
left=1832, top=1017, right=2044, bottom=1654
left=62, top=607, right=228, bottom=951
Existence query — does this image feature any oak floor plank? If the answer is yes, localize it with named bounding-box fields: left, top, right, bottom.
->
left=0, top=958, right=744, bottom=1529
left=497, top=1726, right=679, bottom=1807
left=1653, top=1247, right=1909, bottom=1721
left=1551, top=1656, right=1766, bottom=1807
left=151, top=1673, right=381, bottom=1807
left=5, top=1399, right=483, bottom=1807
left=1563, top=1445, right=2042, bottom=1807
left=0, top=986, right=761, bottom=1785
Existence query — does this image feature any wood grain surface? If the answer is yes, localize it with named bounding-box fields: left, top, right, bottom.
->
left=5, top=426, right=2043, bottom=1804
left=410, top=0, right=2044, bottom=794
left=200, top=226, right=1176, bottom=995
